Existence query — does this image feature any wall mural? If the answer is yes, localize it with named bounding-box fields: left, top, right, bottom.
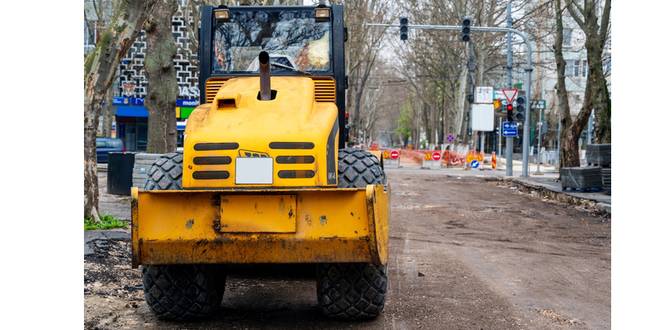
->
left=117, top=5, right=199, bottom=101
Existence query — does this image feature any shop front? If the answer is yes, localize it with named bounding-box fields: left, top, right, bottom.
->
left=113, top=97, right=198, bottom=151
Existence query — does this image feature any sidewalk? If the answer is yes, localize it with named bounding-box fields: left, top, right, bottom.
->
left=387, top=159, right=611, bottom=214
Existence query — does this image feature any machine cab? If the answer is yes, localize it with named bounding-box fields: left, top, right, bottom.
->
left=198, top=4, right=347, bottom=144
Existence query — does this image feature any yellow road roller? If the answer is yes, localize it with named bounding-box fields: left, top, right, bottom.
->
left=131, top=4, right=390, bottom=321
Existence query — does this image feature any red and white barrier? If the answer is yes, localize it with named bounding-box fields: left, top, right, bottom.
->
left=382, top=149, right=401, bottom=168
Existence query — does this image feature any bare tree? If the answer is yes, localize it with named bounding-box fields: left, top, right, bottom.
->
left=84, top=0, right=157, bottom=222
left=85, top=0, right=116, bottom=138
left=145, top=0, right=179, bottom=153
left=339, top=0, right=390, bottom=144
left=385, top=0, right=557, bottom=150
left=566, top=0, right=610, bottom=143
left=553, top=0, right=592, bottom=167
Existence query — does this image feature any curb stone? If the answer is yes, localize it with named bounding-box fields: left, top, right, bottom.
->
left=504, top=177, right=611, bottom=215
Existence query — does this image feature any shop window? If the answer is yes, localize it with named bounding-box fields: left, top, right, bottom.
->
left=137, top=123, right=148, bottom=151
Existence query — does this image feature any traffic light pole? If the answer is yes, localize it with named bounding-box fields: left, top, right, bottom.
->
left=505, top=1, right=513, bottom=176
left=367, top=21, right=535, bottom=177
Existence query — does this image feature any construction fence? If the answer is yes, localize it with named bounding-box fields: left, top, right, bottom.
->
left=380, top=144, right=498, bottom=170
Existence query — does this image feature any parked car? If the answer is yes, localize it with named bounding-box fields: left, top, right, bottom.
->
left=96, top=137, right=124, bottom=163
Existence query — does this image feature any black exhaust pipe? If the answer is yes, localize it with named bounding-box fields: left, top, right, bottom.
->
left=259, top=51, right=271, bottom=101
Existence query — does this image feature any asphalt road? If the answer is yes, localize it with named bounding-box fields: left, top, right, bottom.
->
left=86, top=169, right=610, bottom=329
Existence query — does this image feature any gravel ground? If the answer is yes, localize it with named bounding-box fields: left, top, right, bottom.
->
left=86, top=168, right=610, bottom=329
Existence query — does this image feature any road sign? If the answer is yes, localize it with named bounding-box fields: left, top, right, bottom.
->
left=475, top=86, right=494, bottom=104
left=447, top=134, right=455, bottom=143
left=470, top=103, right=495, bottom=131
left=531, top=99, right=546, bottom=110
left=501, top=88, right=518, bottom=104
left=493, top=99, right=502, bottom=110
left=502, top=121, right=518, bottom=137
left=390, top=150, right=400, bottom=160
left=432, top=151, right=441, bottom=161
left=470, top=160, right=480, bottom=168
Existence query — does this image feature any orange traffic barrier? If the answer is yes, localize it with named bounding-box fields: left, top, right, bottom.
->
left=444, top=150, right=464, bottom=167
left=477, top=151, right=484, bottom=162
left=465, top=150, right=474, bottom=164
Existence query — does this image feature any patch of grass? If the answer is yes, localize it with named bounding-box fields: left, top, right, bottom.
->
left=84, top=215, right=129, bottom=230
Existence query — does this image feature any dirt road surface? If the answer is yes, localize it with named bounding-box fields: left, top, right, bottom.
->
left=86, top=169, right=610, bottom=329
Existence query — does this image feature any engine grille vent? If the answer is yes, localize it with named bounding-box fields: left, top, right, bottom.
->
left=312, top=78, right=336, bottom=103
left=206, top=77, right=334, bottom=103
left=205, top=78, right=229, bottom=103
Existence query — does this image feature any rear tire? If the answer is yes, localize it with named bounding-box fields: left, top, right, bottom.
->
left=144, top=152, right=183, bottom=190
left=337, top=148, right=386, bottom=188
left=142, top=152, right=226, bottom=320
left=316, top=263, right=388, bottom=320
left=142, top=265, right=226, bottom=321
left=317, top=148, right=388, bottom=320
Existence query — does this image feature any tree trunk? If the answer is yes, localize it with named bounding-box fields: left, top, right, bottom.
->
left=562, top=76, right=593, bottom=166
left=145, top=0, right=179, bottom=153
left=455, top=67, right=468, bottom=142
left=440, top=89, right=446, bottom=143
left=84, top=0, right=156, bottom=222
left=585, top=16, right=611, bottom=144
left=99, top=88, right=114, bottom=137
left=554, top=0, right=575, bottom=168
left=421, top=102, right=432, bottom=145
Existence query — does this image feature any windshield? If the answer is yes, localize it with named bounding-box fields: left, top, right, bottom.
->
left=213, top=9, right=331, bottom=74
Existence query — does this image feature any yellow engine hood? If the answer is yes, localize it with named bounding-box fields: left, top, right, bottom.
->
left=183, top=76, right=339, bottom=188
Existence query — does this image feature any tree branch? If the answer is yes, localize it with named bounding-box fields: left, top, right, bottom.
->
left=566, top=0, right=585, bottom=29
left=598, top=0, right=611, bottom=47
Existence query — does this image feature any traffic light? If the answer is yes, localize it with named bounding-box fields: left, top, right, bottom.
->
left=461, top=17, right=471, bottom=42
left=506, top=103, right=514, bottom=121
left=515, top=96, right=525, bottom=122
left=400, top=17, right=409, bottom=41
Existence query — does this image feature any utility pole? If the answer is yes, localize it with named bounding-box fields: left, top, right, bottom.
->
left=505, top=1, right=513, bottom=176
left=498, top=117, right=502, bottom=158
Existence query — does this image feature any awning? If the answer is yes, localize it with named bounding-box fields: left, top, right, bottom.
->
left=115, top=105, right=148, bottom=118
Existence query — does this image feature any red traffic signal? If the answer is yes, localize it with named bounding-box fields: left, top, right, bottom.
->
left=506, top=104, right=513, bottom=111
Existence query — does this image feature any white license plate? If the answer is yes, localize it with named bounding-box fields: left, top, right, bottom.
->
left=235, top=157, right=273, bottom=184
